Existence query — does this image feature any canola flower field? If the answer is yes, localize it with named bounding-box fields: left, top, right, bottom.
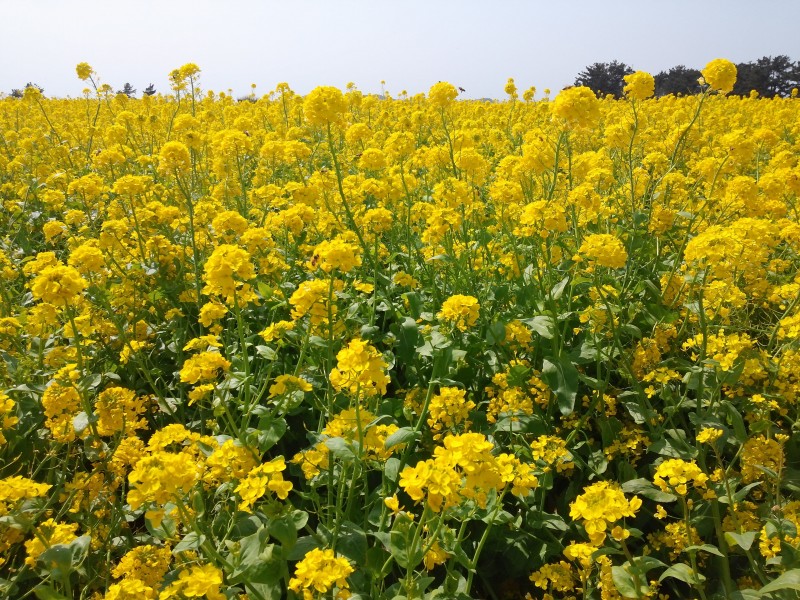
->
left=1, top=59, right=799, bottom=600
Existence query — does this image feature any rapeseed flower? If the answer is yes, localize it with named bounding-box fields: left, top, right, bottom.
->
left=288, top=547, right=354, bottom=600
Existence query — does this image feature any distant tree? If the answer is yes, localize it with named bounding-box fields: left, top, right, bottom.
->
left=734, top=61, right=770, bottom=97
left=574, top=61, right=634, bottom=98
left=117, top=83, right=137, bottom=97
left=11, top=82, right=43, bottom=98
left=654, top=65, right=702, bottom=96
left=733, top=55, right=798, bottom=97
left=142, top=83, right=156, bottom=96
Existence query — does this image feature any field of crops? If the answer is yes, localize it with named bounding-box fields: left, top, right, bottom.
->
left=1, top=60, right=799, bottom=599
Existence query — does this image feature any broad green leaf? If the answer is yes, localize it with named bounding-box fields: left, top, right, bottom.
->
left=724, top=531, right=757, bottom=552
left=550, top=276, right=570, bottom=300
left=33, top=586, right=69, bottom=600
left=325, top=436, right=356, bottom=460
left=486, top=321, right=506, bottom=345
left=612, top=564, right=650, bottom=598
left=286, top=536, right=322, bottom=561
left=621, top=478, right=676, bottom=503
left=336, top=521, right=368, bottom=564
left=173, top=531, right=206, bottom=553
left=384, top=427, right=418, bottom=450
left=758, top=568, right=800, bottom=595
left=659, top=562, right=705, bottom=585
left=269, top=514, right=297, bottom=550
left=254, top=416, right=287, bottom=452
left=541, top=355, right=579, bottom=416
left=685, top=543, right=724, bottom=557
left=522, top=315, right=555, bottom=339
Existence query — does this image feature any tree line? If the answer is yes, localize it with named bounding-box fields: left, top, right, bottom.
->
left=7, top=55, right=800, bottom=99
left=575, top=55, right=800, bottom=98
left=8, top=82, right=156, bottom=98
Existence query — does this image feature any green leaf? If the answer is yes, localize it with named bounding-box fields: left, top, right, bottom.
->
left=384, top=427, right=418, bottom=450
left=631, top=555, right=667, bottom=573
left=550, top=276, right=570, bottom=300
left=522, top=315, right=555, bottom=339
left=588, top=450, right=608, bottom=476
left=384, top=457, right=401, bottom=482
left=229, top=530, right=282, bottom=596
left=758, top=568, right=800, bottom=595
left=254, top=416, right=287, bottom=452
left=486, top=321, right=506, bottom=345
left=685, top=544, right=724, bottom=557
left=325, top=437, right=356, bottom=460
left=620, top=478, right=677, bottom=503
left=724, top=531, right=757, bottom=552
left=255, top=345, right=277, bottom=360
left=38, top=535, right=91, bottom=576
left=394, top=317, right=420, bottom=364
left=722, top=402, right=747, bottom=442
left=336, top=521, right=368, bottom=564
left=388, top=515, right=415, bottom=569
left=233, top=527, right=270, bottom=571
left=174, top=531, right=206, bottom=553
left=33, top=586, right=70, bottom=600
left=541, top=355, right=579, bottom=416
left=269, top=514, right=297, bottom=550
left=287, top=536, right=322, bottom=561
left=728, top=591, right=761, bottom=600
left=718, top=482, right=762, bottom=505
left=612, top=564, right=650, bottom=598
left=659, top=563, right=705, bottom=585
left=621, top=400, right=656, bottom=425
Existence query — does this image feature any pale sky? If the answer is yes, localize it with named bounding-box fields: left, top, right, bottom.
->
left=3, top=0, right=799, bottom=99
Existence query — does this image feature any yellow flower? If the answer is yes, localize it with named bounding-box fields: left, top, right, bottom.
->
left=127, top=450, right=201, bottom=509
left=427, top=387, right=475, bottom=437
left=384, top=494, right=401, bottom=514
left=428, top=82, right=459, bottom=108
left=329, top=338, right=390, bottom=397
left=697, top=427, right=724, bottom=445
left=423, top=540, right=451, bottom=570
left=310, top=238, right=362, bottom=273
left=288, top=548, right=354, bottom=599
left=653, top=458, right=708, bottom=495
left=111, top=544, right=172, bottom=587
left=304, top=86, right=347, bottom=127
left=504, top=77, right=518, bottom=99
left=623, top=71, right=655, bottom=100
left=30, top=264, right=87, bottom=305
left=160, top=563, right=224, bottom=600
left=179, top=351, right=231, bottom=385
left=202, top=244, right=255, bottom=303
left=702, top=58, right=737, bottom=94
left=574, top=233, right=628, bottom=269
left=438, top=294, right=480, bottom=331
left=157, top=140, right=192, bottom=175
left=552, top=86, right=600, bottom=128
left=24, top=519, right=79, bottom=566
left=269, top=374, right=312, bottom=398
left=235, top=457, right=292, bottom=511
left=569, top=481, right=641, bottom=545
left=75, top=62, right=93, bottom=80
left=741, top=435, right=785, bottom=483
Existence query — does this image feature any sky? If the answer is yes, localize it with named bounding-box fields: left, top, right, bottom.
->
left=2, top=0, right=800, bottom=100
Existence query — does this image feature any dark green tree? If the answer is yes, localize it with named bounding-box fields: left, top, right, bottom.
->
left=143, top=83, right=156, bottom=96
left=733, top=55, right=798, bottom=97
left=574, top=61, right=634, bottom=98
left=10, top=82, right=43, bottom=98
left=654, top=65, right=702, bottom=96
left=117, top=83, right=137, bottom=97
